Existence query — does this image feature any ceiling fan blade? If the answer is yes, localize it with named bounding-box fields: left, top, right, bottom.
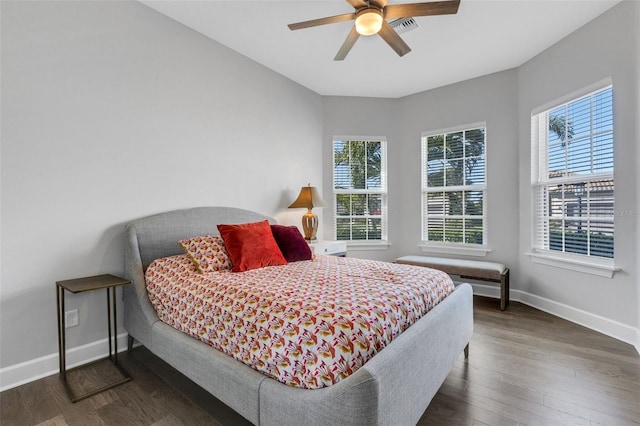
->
left=345, top=0, right=368, bottom=8
left=334, top=26, right=361, bottom=61
left=288, top=13, right=355, bottom=31
left=370, top=0, right=389, bottom=8
left=378, top=21, right=411, bottom=57
left=384, top=0, right=460, bottom=20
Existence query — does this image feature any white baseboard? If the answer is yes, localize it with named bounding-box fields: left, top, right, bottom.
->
left=466, top=282, right=640, bottom=354
left=467, top=282, right=501, bottom=299
left=0, top=333, right=129, bottom=392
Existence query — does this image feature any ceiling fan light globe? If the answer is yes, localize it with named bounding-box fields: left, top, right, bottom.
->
left=355, top=9, right=383, bottom=36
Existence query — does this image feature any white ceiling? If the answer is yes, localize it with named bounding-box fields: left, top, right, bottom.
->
left=140, top=0, right=620, bottom=98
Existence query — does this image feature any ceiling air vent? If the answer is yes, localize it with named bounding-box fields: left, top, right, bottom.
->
left=390, top=17, right=418, bottom=34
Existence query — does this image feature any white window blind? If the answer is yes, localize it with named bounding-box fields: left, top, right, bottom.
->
left=531, top=85, right=614, bottom=259
left=421, top=124, right=487, bottom=246
left=333, top=138, right=387, bottom=242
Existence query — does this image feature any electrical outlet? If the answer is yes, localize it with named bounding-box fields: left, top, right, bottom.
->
left=65, top=309, right=78, bottom=328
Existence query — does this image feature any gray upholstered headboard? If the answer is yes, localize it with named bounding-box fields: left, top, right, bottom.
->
left=127, top=206, right=275, bottom=269
left=123, top=206, right=275, bottom=348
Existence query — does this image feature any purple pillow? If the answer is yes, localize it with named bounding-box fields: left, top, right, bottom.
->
left=271, top=225, right=312, bottom=262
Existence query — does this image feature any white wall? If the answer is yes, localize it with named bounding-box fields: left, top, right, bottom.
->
left=517, top=1, right=639, bottom=338
left=0, top=0, right=323, bottom=378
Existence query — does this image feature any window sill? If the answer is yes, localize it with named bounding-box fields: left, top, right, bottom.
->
left=345, top=241, right=391, bottom=251
left=525, top=250, right=619, bottom=278
left=418, top=243, right=491, bottom=257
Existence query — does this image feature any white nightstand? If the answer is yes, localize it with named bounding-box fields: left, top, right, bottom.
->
left=309, top=240, right=347, bottom=257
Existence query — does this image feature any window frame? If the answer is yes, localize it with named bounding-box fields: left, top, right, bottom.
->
left=420, top=122, right=489, bottom=256
left=332, top=136, right=389, bottom=248
left=529, top=81, right=616, bottom=277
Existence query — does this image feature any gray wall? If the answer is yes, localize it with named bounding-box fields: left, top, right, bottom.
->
left=321, top=96, right=399, bottom=261
left=1, top=0, right=323, bottom=369
left=321, top=1, right=638, bottom=342
left=397, top=70, right=519, bottom=270
left=321, top=70, right=519, bottom=269
left=1, top=0, right=638, bottom=386
left=517, top=0, right=639, bottom=328
left=636, top=0, right=640, bottom=353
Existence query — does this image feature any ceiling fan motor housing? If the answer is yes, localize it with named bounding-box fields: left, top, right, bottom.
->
left=355, top=7, right=383, bottom=35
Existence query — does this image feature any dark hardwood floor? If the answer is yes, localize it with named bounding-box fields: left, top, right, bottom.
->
left=2, top=296, right=639, bottom=425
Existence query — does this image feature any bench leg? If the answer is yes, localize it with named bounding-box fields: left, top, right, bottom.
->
left=500, top=269, right=510, bottom=311
left=464, top=343, right=469, bottom=359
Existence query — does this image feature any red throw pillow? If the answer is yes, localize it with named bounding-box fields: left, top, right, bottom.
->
left=271, top=225, right=312, bottom=262
left=217, top=220, right=287, bottom=272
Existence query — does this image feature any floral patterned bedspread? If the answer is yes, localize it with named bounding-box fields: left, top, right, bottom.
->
left=145, top=254, right=455, bottom=389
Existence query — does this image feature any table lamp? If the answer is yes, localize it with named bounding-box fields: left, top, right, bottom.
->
left=288, top=184, right=327, bottom=241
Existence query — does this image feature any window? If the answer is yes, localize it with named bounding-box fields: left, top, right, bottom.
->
left=421, top=124, right=487, bottom=247
left=333, top=137, right=387, bottom=242
left=531, top=85, right=614, bottom=260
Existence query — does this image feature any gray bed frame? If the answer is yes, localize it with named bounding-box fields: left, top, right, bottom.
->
left=123, top=207, right=473, bottom=425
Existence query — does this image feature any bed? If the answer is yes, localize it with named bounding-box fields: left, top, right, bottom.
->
left=123, top=207, right=473, bottom=425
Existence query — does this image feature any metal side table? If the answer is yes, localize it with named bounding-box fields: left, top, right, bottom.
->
left=56, top=274, right=132, bottom=402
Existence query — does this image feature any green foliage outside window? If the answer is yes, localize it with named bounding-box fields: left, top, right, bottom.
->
left=423, top=127, right=486, bottom=245
left=333, top=140, right=385, bottom=241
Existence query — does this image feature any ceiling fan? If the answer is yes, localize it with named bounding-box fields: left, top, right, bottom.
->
left=288, top=0, right=461, bottom=61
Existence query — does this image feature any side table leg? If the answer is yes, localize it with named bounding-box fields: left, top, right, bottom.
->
left=106, top=288, right=112, bottom=360
left=112, top=287, right=118, bottom=363
left=56, top=286, right=66, bottom=379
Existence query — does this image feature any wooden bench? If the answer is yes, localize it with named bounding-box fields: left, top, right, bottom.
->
left=395, top=255, right=510, bottom=310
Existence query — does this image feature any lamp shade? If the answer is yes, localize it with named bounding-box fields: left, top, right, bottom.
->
left=288, top=185, right=327, bottom=209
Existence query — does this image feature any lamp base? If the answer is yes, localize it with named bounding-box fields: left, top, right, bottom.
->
left=301, top=211, right=319, bottom=241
